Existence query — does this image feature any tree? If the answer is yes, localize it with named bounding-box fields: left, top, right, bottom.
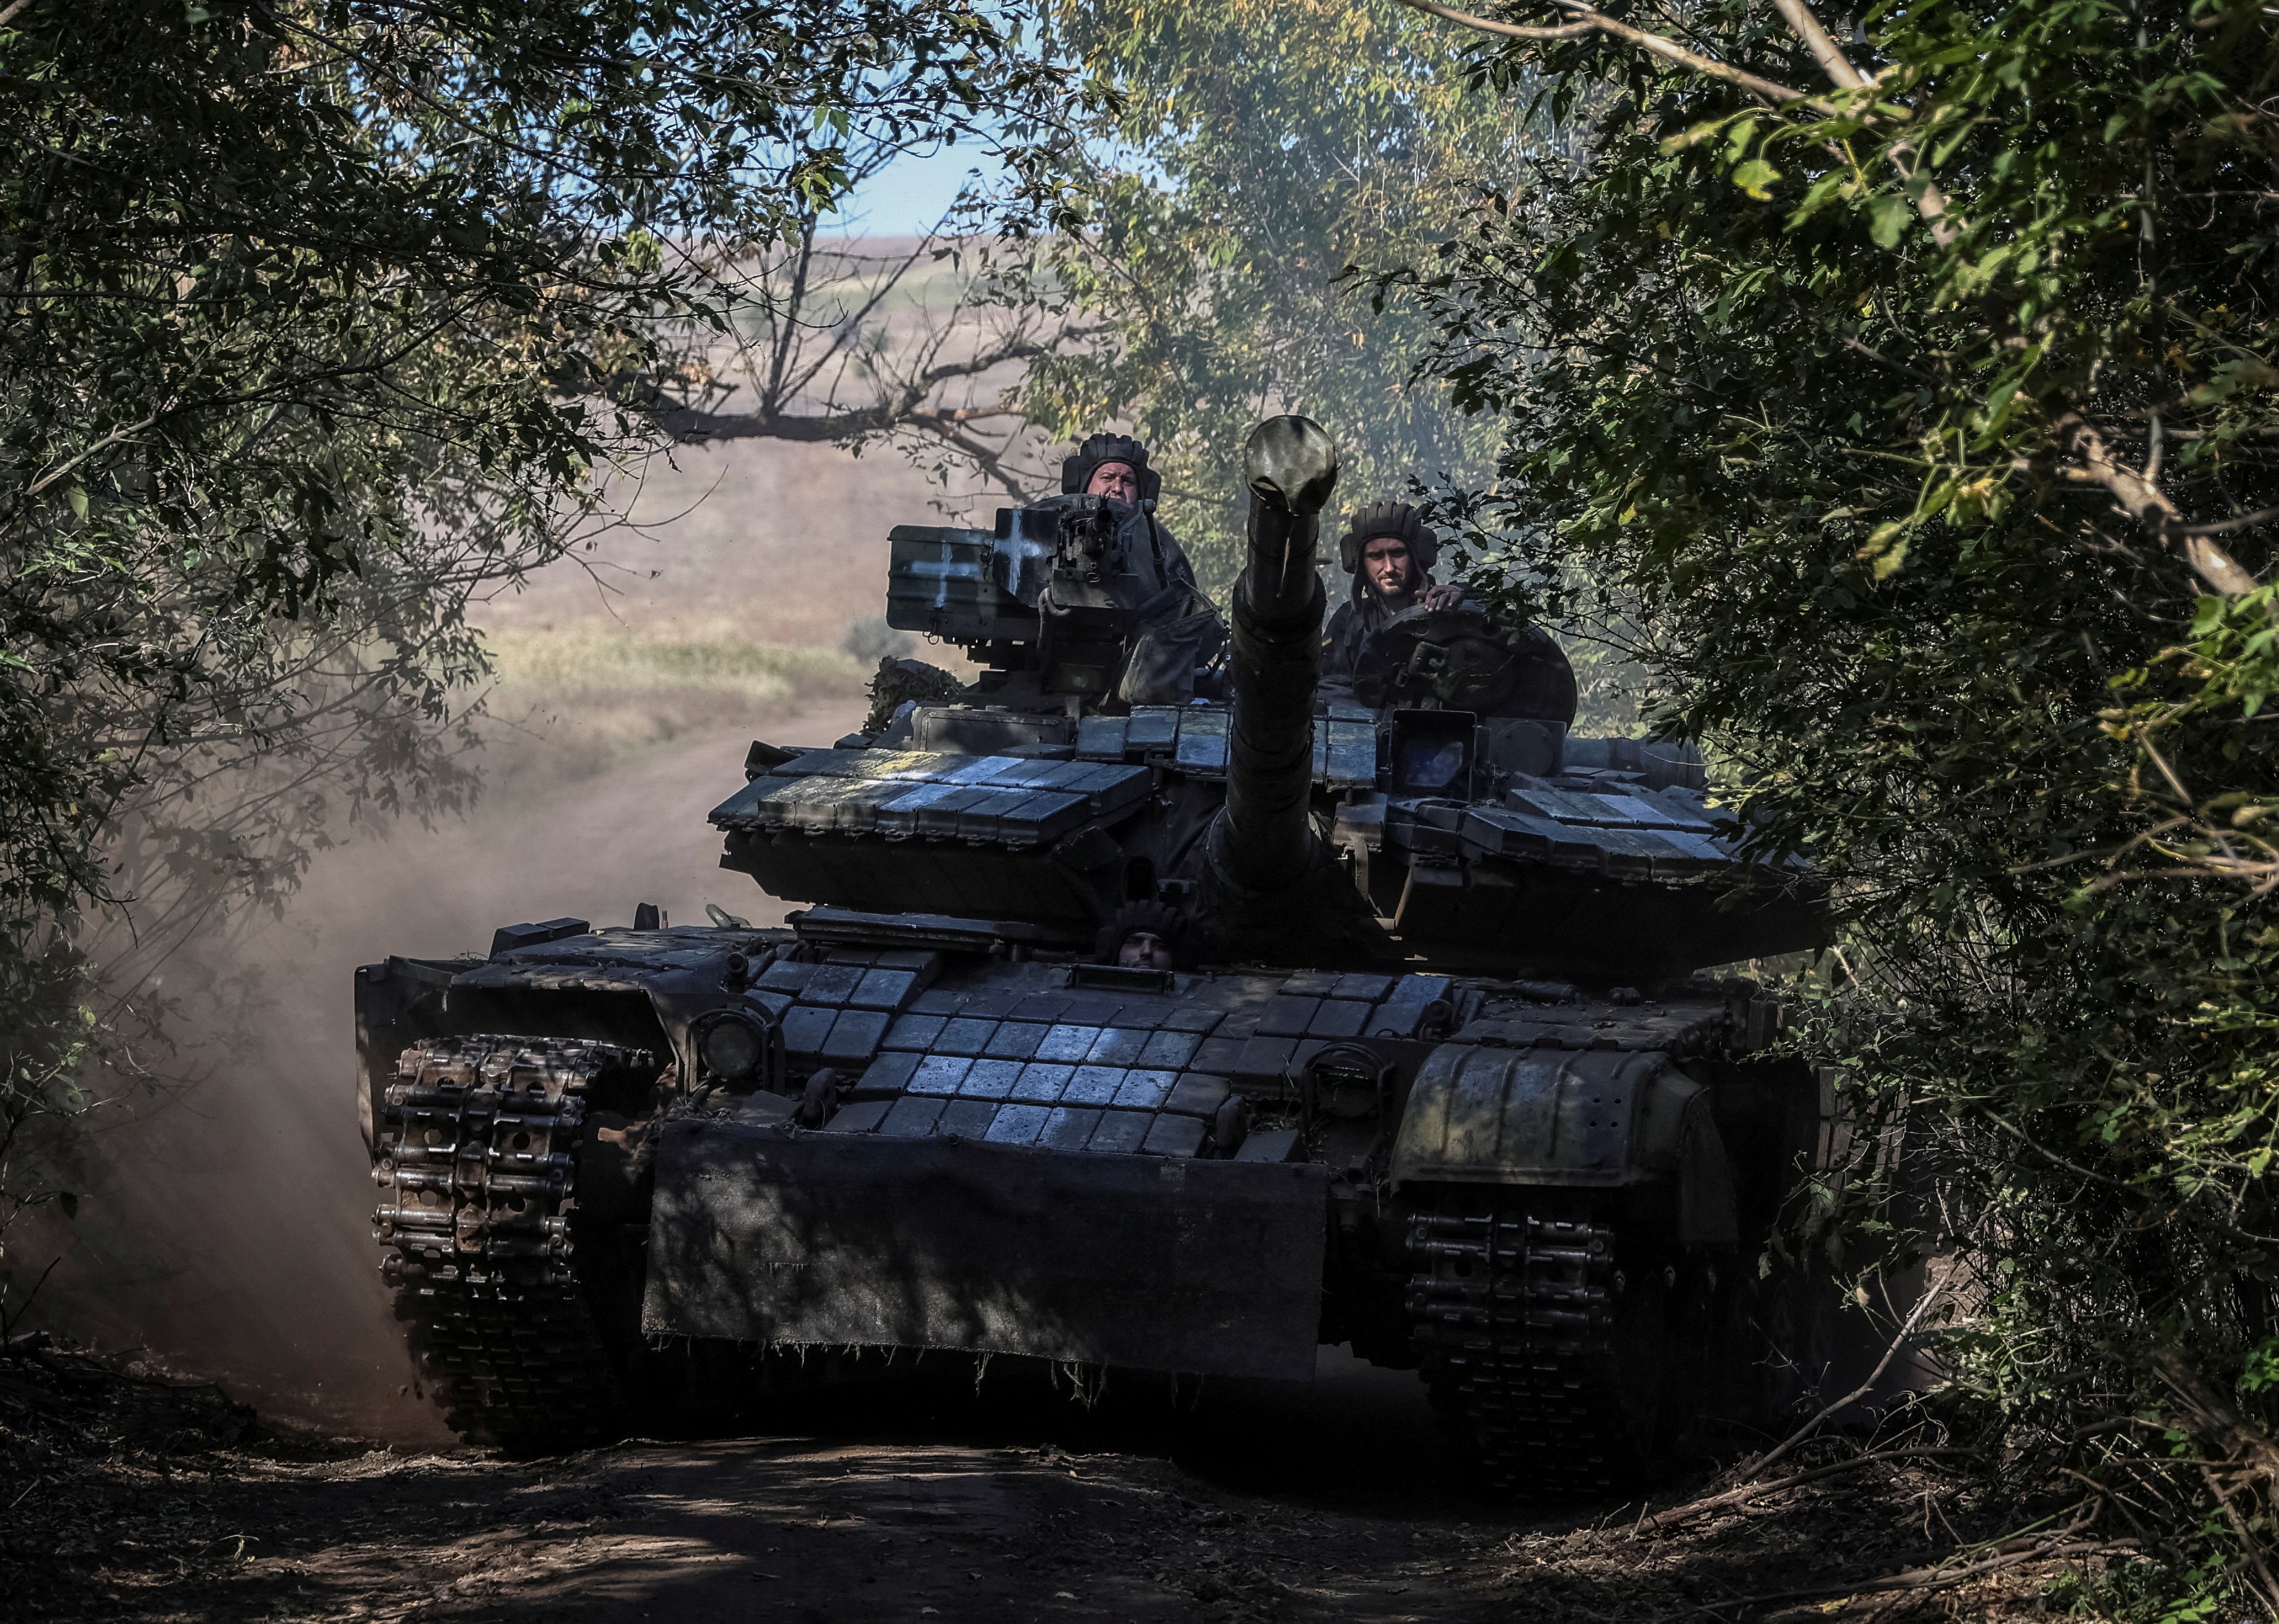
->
left=631, top=137, right=1071, bottom=501
left=1400, top=0, right=2279, bottom=1598
left=636, top=0, right=1579, bottom=612
left=0, top=0, right=1075, bottom=1268
left=957, top=0, right=1555, bottom=588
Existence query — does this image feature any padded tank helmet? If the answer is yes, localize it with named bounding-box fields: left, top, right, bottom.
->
left=1093, top=900, right=1190, bottom=966
left=1336, top=501, right=1439, bottom=576
left=1061, top=432, right=1162, bottom=504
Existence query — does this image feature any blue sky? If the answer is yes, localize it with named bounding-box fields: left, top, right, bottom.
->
left=838, top=140, right=1012, bottom=236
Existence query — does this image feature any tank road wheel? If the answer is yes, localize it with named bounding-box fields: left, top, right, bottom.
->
left=1407, top=1197, right=1679, bottom=1497
left=372, top=1035, right=646, bottom=1451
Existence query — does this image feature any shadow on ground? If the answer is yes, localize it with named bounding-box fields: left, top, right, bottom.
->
left=649, top=1343, right=1480, bottom=1524
left=2, top=1338, right=2063, bottom=1624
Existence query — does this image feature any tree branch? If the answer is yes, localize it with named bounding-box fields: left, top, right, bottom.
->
left=0, top=0, right=38, bottom=28
left=1767, top=0, right=1861, bottom=87
left=1642, top=1446, right=1976, bottom=1531
left=650, top=402, right=902, bottom=443
left=2174, top=505, right=2279, bottom=539
left=1765, top=0, right=1957, bottom=245
left=1390, top=0, right=1594, bottom=43
left=2198, top=1463, right=2279, bottom=1617
left=2050, top=408, right=2263, bottom=593
left=902, top=416, right=1044, bottom=503
left=1723, top=1283, right=1943, bottom=1485
left=1694, top=1534, right=2132, bottom=1617
left=23, top=411, right=168, bottom=498
left=1391, top=0, right=1831, bottom=111
left=644, top=323, right=1063, bottom=448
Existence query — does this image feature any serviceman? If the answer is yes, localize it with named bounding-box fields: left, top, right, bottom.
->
left=1093, top=900, right=1190, bottom=971
left=1035, top=433, right=1225, bottom=705
left=1075, top=438, right=1146, bottom=506
left=1027, top=433, right=1197, bottom=608
left=1321, top=501, right=1463, bottom=695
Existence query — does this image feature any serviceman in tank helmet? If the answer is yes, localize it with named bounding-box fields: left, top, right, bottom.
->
left=859, top=432, right=1222, bottom=738
left=1034, top=432, right=1226, bottom=706
left=1094, top=900, right=1191, bottom=971
left=1071, top=434, right=1150, bottom=508
left=1320, top=501, right=1464, bottom=697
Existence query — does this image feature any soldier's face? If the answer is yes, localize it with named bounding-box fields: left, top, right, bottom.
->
left=1117, top=930, right=1173, bottom=970
left=1362, top=536, right=1414, bottom=599
left=1086, top=461, right=1141, bottom=504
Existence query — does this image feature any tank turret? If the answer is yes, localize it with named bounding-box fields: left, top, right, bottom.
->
left=703, top=414, right=1816, bottom=980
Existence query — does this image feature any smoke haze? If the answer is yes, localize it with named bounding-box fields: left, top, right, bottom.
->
left=9, top=434, right=983, bottom=1439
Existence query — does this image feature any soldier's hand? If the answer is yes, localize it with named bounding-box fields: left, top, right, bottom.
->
left=1421, top=583, right=1465, bottom=612
left=1242, top=416, right=1340, bottom=517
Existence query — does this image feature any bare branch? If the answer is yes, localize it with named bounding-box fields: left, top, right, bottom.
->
left=1840, top=334, right=1934, bottom=383
left=2174, top=504, right=2279, bottom=538
left=648, top=332, right=1054, bottom=448
left=902, top=415, right=1046, bottom=503
left=0, top=0, right=36, bottom=28
left=2199, top=1463, right=2279, bottom=1616
left=1391, top=0, right=1593, bottom=43
left=1698, top=1532, right=2134, bottom=1615
left=1642, top=1446, right=1975, bottom=1531
left=1767, top=0, right=1863, bottom=87
left=1724, top=1282, right=1943, bottom=1485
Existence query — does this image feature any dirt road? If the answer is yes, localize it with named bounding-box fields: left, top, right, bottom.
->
left=15, top=695, right=869, bottom=1442
left=6, top=1339, right=2030, bottom=1624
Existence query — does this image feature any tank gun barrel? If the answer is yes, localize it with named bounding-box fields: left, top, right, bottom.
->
left=1208, top=416, right=1340, bottom=897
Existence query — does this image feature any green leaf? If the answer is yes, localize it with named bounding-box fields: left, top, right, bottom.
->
left=1866, top=193, right=1912, bottom=249
left=1858, top=520, right=1911, bottom=580
left=1730, top=159, right=1781, bottom=202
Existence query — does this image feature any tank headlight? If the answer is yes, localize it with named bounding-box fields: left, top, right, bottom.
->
left=1300, top=1043, right=1395, bottom=1124
left=694, top=1010, right=773, bottom=1088
left=1313, top=1062, right=1383, bottom=1120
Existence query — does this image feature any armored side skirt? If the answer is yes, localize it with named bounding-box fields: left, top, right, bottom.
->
left=641, top=1119, right=1330, bottom=1381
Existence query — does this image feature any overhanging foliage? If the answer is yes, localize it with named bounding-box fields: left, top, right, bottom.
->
left=0, top=0, right=1073, bottom=1267
left=1400, top=0, right=2279, bottom=1602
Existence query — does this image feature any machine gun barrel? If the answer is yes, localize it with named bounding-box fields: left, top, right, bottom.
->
left=1210, top=416, right=1340, bottom=897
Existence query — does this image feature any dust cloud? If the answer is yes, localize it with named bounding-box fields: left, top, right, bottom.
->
left=8, top=430, right=973, bottom=1440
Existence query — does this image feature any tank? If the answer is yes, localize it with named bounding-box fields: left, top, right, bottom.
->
left=357, top=418, right=1831, bottom=1493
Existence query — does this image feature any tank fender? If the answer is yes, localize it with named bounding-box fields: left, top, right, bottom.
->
left=1653, top=1070, right=1739, bottom=1251
left=1390, top=1046, right=1740, bottom=1246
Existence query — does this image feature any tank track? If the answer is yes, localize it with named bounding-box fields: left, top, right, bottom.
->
left=372, top=1035, right=638, bottom=1448
left=1408, top=1203, right=1640, bottom=1497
